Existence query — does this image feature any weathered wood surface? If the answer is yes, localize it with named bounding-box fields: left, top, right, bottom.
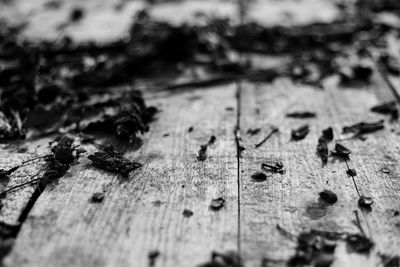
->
left=1, top=1, right=400, bottom=267
left=3, top=85, right=239, bottom=267
left=238, top=71, right=400, bottom=266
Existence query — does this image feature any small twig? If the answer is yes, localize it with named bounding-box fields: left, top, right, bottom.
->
left=255, top=127, right=279, bottom=148
left=353, top=210, right=367, bottom=237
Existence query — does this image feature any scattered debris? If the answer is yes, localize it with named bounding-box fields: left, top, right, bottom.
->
left=286, top=111, right=316, bottom=119
left=319, top=190, right=338, bottom=204
left=88, top=147, right=141, bottom=177
left=210, top=197, right=225, bottom=211
left=254, top=127, right=279, bottom=148
left=182, top=209, right=194, bottom=218
left=261, top=159, right=285, bottom=174
left=291, top=125, right=309, bottom=141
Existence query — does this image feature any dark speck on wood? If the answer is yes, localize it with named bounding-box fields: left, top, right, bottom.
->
left=286, top=111, right=316, bottom=118
left=90, top=192, right=105, bottom=203
left=182, top=209, right=194, bottom=217
left=251, top=172, right=268, bottom=181
left=347, top=169, right=357, bottom=177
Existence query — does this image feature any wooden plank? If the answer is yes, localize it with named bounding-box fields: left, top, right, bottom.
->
left=238, top=72, right=400, bottom=266
left=4, top=84, right=239, bottom=267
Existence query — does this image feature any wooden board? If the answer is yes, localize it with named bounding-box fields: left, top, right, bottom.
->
left=3, top=84, right=239, bottom=267
left=238, top=71, right=400, bottom=266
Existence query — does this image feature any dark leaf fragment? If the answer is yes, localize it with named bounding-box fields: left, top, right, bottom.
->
left=347, top=169, right=357, bottom=177
left=358, top=196, right=374, bottom=208
left=317, top=138, right=329, bottom=165
left=319, top=190, right=338, bottom=204
left=371, top=101, right=398, bottom=120
left=210, top=197, right=225, bottom=211
left=148, top=250, right=160, bottom=267
left=251, top=172, right=268, bottom=181
left=316, top=127, right=333, bottom=165
left=197, top=145, right=208, bottom=161
left=343, top=120, right=384, bottom=136
left=286, top=111, right=316, bottom=118
left=88, top=148, right=141, bottom=177
left=91, top=192, right=105, bottom=203
left=346, top=234, right=374, bottom=253
left=261, top=159, right=285, bottom=174
left=380, top=254, right=400, bottom=267
left=247, top=128, right=260, bottom=135
left=331, top=143, right=351, bottom=159
left=182, top=209, right=194, bottom=217
left=291, top=125, right=309, bottom=141
left=321, top=127, right=334, bottom=142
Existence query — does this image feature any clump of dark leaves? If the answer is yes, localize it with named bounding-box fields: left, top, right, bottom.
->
left=88, top=146, right=141, bottom=177
left=84, top=90, right=157, bottom=144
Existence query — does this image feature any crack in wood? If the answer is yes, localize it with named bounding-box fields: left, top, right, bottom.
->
left=235, top=81, right=243, bottom=255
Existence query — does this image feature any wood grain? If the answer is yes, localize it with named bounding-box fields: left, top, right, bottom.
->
left=4, top=84, right=239, bottom=267
left=238, top=72, right=400, bottom=266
